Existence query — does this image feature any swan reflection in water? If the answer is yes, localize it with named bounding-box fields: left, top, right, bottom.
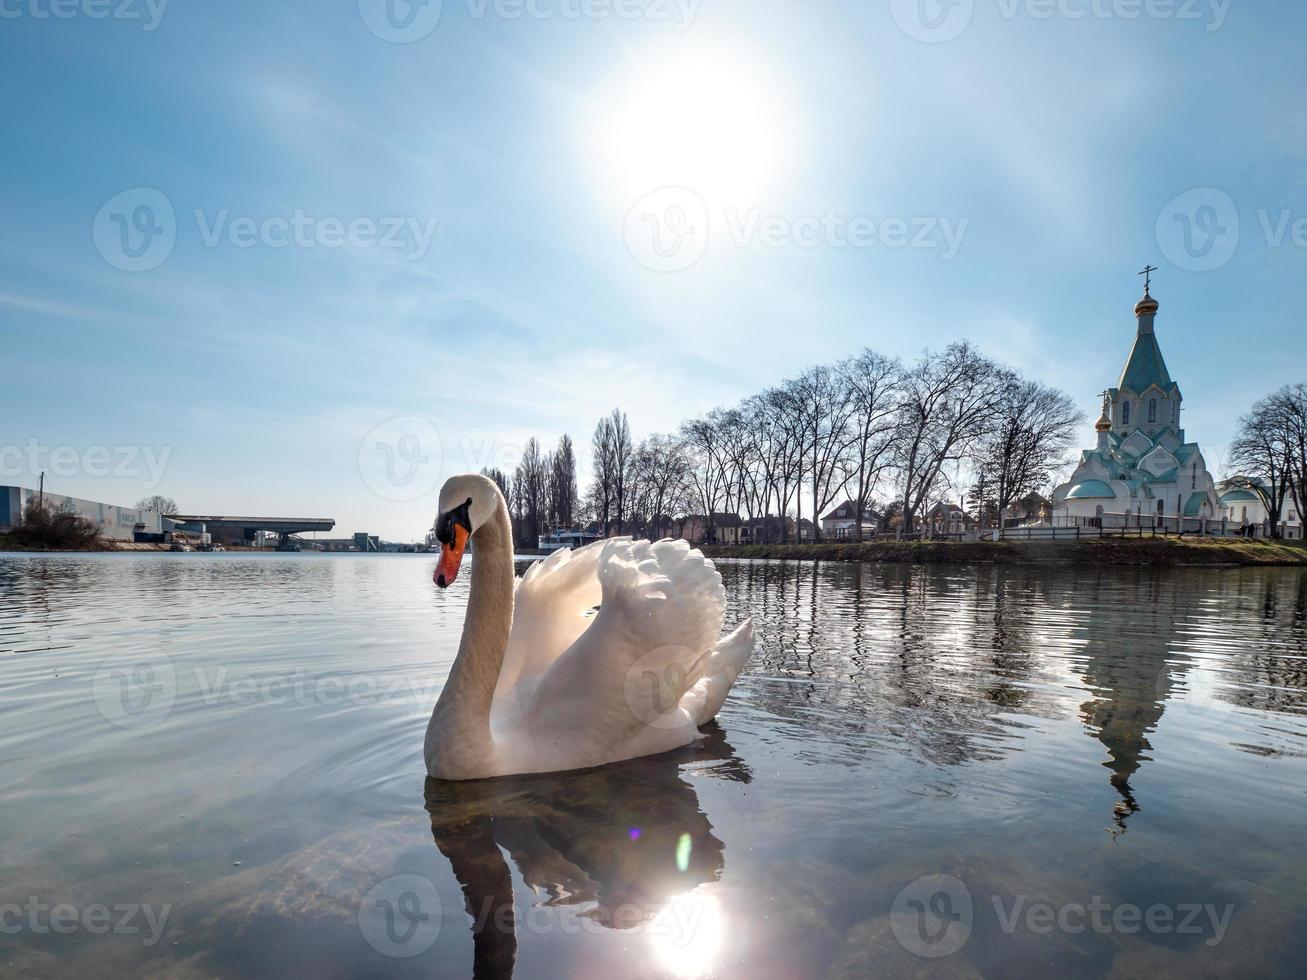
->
left=425, top=724, right=750, bottom=978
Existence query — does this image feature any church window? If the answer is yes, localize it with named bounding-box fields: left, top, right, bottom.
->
left=1157, top=499, right=1165, bottom=516
left=1173, top=402, right=1179, bottom=423
left=1123, top=402, right=1131, bottom=424
left=1192, top=463, right=1198, bottom=489
left=1149, top=399, right=1157, bottom=422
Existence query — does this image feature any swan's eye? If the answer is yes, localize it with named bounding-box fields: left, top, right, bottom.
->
left=435, top=498, right=473, bottom=545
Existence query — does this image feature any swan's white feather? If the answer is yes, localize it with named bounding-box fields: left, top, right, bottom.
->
left=489, top=537, right=751, bottom=776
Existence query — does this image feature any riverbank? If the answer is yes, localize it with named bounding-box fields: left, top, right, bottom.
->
left=702, top=536, right=1307, bottom=566
left=0, top=533, right=176, bottom=553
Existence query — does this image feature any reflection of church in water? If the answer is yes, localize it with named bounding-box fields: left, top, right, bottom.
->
left=1073, top=569, right=1193, bottom=836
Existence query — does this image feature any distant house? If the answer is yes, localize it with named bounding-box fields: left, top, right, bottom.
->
left=820, top=500, right=881, bottom=540
left=1006, top=492, right=1052, bottom=526
left=674, top=513, right=745, bottom=545
left=926, top=502, right=975, bottom=535
left=742, top=515, right=791, bottom=544
left=1217, top=478, right=1303, bottom=537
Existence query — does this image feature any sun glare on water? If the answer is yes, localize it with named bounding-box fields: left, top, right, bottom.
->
left=647, top=891, right=725, bottom=978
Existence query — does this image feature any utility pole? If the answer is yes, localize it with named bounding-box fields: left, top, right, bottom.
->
left=38, top=471, right=45, bottom=511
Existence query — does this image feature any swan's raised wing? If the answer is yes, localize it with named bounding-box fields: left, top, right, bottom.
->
left=503, top=538, right=727, bottom=769
left=493, top=542, right=606, bottom=716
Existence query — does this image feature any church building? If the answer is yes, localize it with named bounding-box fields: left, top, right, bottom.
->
left=1051, top=277, right=1220, bottom=525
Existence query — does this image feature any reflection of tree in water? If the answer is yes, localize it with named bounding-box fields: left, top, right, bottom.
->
left=1074, top=567, right=1307, bottom=836
left=719, top=561, right=1307, bottom=835
left=1222, top=570, right=1307, bottom=721
left=717, top=561, right=1070, bottom=770
left=426, top=727, right=748, bottom=980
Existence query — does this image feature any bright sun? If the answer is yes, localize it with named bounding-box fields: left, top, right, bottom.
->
left=592, top=42, right=792, bottom=207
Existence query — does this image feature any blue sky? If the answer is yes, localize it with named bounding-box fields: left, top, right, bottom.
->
left=2, top=0, right=1304, bottom=540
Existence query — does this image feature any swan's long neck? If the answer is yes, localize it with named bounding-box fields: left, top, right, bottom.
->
left=427, top=498, right=514, bottom=779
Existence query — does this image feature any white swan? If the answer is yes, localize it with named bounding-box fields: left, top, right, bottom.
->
left=425, top=473, right=754, bottom=781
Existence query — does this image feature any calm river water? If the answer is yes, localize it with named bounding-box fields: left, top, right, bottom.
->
left=1, top=554, right=1305, bottom=978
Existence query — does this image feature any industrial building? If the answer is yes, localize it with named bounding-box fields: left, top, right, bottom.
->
left=0, top=486, right=162, bottom=542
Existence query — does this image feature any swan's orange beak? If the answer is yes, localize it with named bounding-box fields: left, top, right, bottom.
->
left=434, top=523, right=468, bottom=589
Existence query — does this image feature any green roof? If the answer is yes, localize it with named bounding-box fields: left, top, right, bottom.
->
left=1066, top=480, right=1116, bottom=499
left=1118, top=331, right=1174, bottom=394
left=1183, top=492, right=1209, bottom=516
left=1220, top=489, right=1259, bottom=503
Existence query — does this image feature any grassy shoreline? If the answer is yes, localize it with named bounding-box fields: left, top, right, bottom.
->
left=701, top=537, right=1307, bottom=566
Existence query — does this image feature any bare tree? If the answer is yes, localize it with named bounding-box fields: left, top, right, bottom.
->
left=513, top=438, right=549, bottom=547
left=1277, top=385, right=1307, bottom=523
left=633, top=433, right=692, bottom=540
left=135, top=495, right=179, bottom=516
left=591, top=416, right=616, bottom=535
left=550, top=435, right=578, bottom=530
left=1230, top=387, right=1300, bottom=536
left=839, top=350, right=902, bottom=541
left=893, top=342, right=1009, bottom=533
left=609, top=409, right=633, bottom=533
left=681, top=411, right=732, bottom=542
left=787, top=366, right=858, bottom=542
left=975, top=379, right=1081, bottom=526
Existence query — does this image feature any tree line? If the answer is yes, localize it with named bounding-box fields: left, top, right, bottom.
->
left=491, top=341, right=1082, bottom=546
